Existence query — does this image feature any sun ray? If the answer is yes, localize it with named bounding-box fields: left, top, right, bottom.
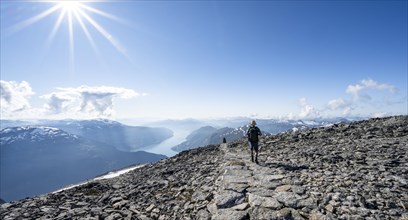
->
left=6, top=0, right=131, bottom=72
left=79, top=3, right=124, bottom=23
left=72, top=8, right=100, bottom=55
left=46, top=8, right=67, bottom=49
left=77, top=7, right=131, bottom=61
left=7, top=4, right=62, bottom=35
left=68, top=8, right=75, bottom=75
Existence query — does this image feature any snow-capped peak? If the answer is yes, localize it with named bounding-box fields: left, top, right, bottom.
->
left=0, top=126, right=78, bottom=145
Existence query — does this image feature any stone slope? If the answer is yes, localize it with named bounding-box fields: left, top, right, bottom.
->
left=1, top=116, right=407, bottom=219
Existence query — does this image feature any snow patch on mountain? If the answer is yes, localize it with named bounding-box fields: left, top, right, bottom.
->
left=53, top=164, right=145, bottom=193
left=0, top=126, right=78, bottom=145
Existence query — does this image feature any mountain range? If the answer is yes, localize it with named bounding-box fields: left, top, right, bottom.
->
left=1, top=119, right=173, bottom=151
left=171, top=117, right=354, bottom=152
left=0, top=117, right=359, bottom=201
left=0, top=119, right=172, bottom=202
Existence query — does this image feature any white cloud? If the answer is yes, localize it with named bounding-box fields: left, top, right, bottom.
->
left=295, top=79, right=401, bottom=119
left=298, top=97, right=320, bottom=118
left=371, top=112, right=390, bottom=118
left=42, top=85, right=141, bottom=117
left=346, top=79, right=396, bottom=100
left=324, top=79, right=402, bottom=117
left=342, top=107, right=353, bottom=115
left=327, top=98, right=350, bottom=110
left=0, top=82, right=143, bottom=119
left=327, top=98, right=355, bottom=115
left=0, top=80, right=34, bottom=112
left=41, top=92, right=76, bottom=114
left=361, top=79, right=396, bottom=92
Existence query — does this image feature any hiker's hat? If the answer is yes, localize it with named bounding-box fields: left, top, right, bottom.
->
left=251, top=120, right=256, bottom=125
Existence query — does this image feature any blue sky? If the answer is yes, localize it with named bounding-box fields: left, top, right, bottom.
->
left=1, top=0, right=407, bottom=120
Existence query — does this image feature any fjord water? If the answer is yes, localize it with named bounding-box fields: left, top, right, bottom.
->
left=139, top=129, right=190, bottom=157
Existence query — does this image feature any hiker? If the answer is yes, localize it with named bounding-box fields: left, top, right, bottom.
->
left=246, top=120, right=262, bottom=164
left=223, top=137, right=227, bottom=143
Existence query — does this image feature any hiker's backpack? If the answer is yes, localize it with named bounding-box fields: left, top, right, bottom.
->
left=248, top=126, right=259, bottom=142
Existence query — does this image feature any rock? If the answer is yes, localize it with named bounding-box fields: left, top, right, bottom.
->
left=275, top=184, right=291, bottom=192
left=145, top=204, right=155, bottom=212
left=232, top=203, right=249, bottom=211
left=112, top=200, right=128, bottom=209
left=105, top=213, right=122, bottom=220
left=275, top=191, right=301, bottom=208
left=248, top=193, right=282, bottom=209
left=1, top=203, right=13, bottom=209
left=206, top=202, right=217, bottom=215
left=74, top=201, right=89, bottom=207
left=251, top=207, right=304, bottom=220
left=325, top=204, right=334, bottom=213
left=291, top=185, right=306, bottom=195
left=192, top=189, right=211, bottom=202
left=214, top=191, right=244, bottom=209
left=309, top=209, right=326, bottom=220
left=110, top=197, right=123, bottom=204
left=346, top=196, right=355, bottom=201
left=212, top=209, right=248, bottom=220
left=196, top=209, right=211, bottom=220
left=297, top=198, right=317, bottom=209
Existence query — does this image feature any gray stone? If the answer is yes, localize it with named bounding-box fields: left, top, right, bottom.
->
left=145, top=204, right=155, bottom=212
left=192, top=189, right=211, bottom=202
left=297, top=197, right=317, bottom=209
left=309, top=209, right=326, bottom=220
left=250, top=207, right=304, bottom=220
left=40, top=206, right=57, bottom=214
left=232, top=203, right=249, bottom=211
left=248, top=193, right=282, bottom=209
left=214, top=191, right=244, bottom=209
left=275, top=184, right=291, bottom=192
left=222, top=175, right=250, bottom=184
left=113, top=200, right=128, bottom=209
left=253, top=174, right=285, bottom=182
left=74, top=201, right=89, bottom=207
left=212, top=209, right=248, bottom=220
left=1, top=203, right=13, bottom=209
left=275, top=191, right=301, bottom=208
left=207, top=202, right=217, bottom=215
left=291, top=185, right=306, bottom=195
left=105, top=213, right=122, bottom=220
left=223, top=183, right=248, bottom=193
left=196, top=209, right=211, bottom=220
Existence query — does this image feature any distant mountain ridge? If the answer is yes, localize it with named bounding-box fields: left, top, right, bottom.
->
left=0, top=126, right=78, bottom=145
left=1, top=119, right=173, bottom=151
left=0, top=125, right=167, bottom=202
left=0, top=118, right=173, bottom=202
left=171, top=117, right=355, bottom=152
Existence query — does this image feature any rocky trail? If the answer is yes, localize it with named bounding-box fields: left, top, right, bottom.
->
left=1, top=116, right=407, bottom=219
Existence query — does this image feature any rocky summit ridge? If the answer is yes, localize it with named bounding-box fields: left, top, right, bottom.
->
left=1, top=116, right=407, bottom=219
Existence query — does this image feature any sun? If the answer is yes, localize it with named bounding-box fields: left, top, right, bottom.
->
left=7, top=0, right=129, bottom=72
left=59, top=1, right=83, bottom=11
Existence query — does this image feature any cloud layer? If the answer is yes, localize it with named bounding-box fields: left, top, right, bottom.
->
left=0, top=80, right=34, bottom=112
left=346, top=79, right=396, bottom=101
left=298, top=97, right=320, bottom=118
left=0, top=81, right=142, bottom=119
left=289, top=79, right=403, bottom=119
left=1, top=79, right=404, bottom=120
left=326, top=79, right=400, bottom=117
left=42, top=85, right=141, bottom=117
